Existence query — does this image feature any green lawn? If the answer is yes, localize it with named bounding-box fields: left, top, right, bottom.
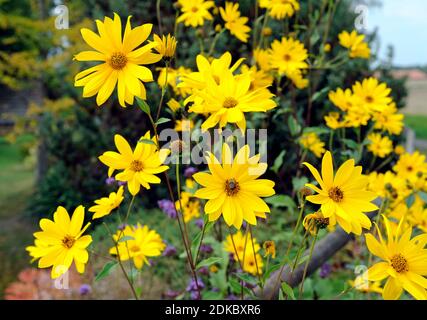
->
left=404, top=114, right=427, bottom=140
left=0, top=135, right=35, bottom=298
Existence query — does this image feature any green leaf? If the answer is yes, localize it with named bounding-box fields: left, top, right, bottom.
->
left=281, top=282, right=296, bottom=300
left=234, top=272, right=257, bottom=285
left=271, top=150, right=286, bottom=174
left=229, top=278, right=252, bottom=295
left=155, top=117, right=171, bottom=125
left=136, top=97, right=150, bottom=114
left=406, top=193, right=416, bottom=207
left=118, top=236, right=134, bottom=242
left=288, top=116, right=301, bottom=137
left=95, top=261, right=118, bottom=282
left=342, top=139, right=359, bottom=150
left=263, top=263, right=281, bottom=282
left=196, top=257, right=223, bottom=269
left=139, top=138, right=156, bottom=145
left=311, top=87, right=330, bottom=102
left=418, top=191, right=427, bottom=203
left=265, top=195, right=296, bottom=210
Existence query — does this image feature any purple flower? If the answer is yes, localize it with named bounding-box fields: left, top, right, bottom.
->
left=227, top=294, right=238, bottom=300
left=117, top=180, right=126, bottom=186
left=163, top=245, right=177, bottom=257
left=164, top=290, right=181, bottom=299
left=158, top=199, right=177, bottom=218
left=200, top=244, right=213, bottom=254
left=198, top=266, right=209, bottom=276
left=190, top=291, right=201, bottom=300
left=184, top=167, right=198, bottom=178
left=105, top=177, right=116, bottom=185
left=319, top=263, right=332, bottom=278
left=194, top=219, right=204, bottom=229
left=79, top=284, right=91, bottom=296
left=117, top=223, right=127, bottom=231
left=186, top=278, right=205, bottom=292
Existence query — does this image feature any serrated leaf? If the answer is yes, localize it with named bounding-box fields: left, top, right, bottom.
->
left=155, top=117, right=171, bottom=125
left=136, top=97, right=150, bottom=114
left=281, top=282, right=296, bottom=300
left=95, top=261, right=118, bottom=282
left=196, top=257, right=223, bottom=269
left=139, top=138, right=156, bottom=145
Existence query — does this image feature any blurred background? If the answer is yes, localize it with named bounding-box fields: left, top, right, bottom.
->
left=0, top=0, right=425, bottom=299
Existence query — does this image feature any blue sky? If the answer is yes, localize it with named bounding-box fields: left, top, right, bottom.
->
left=367, top=0, right=427, bottom=66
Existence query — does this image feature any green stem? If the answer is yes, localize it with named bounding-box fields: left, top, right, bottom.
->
left=298, top=230, right=318, bottom=299
left=156, top=61, right=169, bottom=121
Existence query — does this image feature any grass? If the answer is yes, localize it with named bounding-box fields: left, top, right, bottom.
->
left=0, top=135, right=35, bottom=298
left=404, top=114, right=427, bottom=141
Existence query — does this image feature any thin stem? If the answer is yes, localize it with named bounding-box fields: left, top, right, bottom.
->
left=207, top=29, right=225, bottom=56
left=298, top=230, right=318, bottom=299
left=249, top=225, right=262, bottom=287
left=156, top=61, right=169, bottom=121
left=194, top=221, right=207, bottom=265
left=156, top=0, right=163, bottom=35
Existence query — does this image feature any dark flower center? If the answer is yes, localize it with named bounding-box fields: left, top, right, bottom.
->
left=283, top=54, right=291, bottom=61
left=225, top=178, right=240, bottom=196
left=328, top=187, right=344, bottom=202
left=365, top=96, right=374, bottom=103
left=130, top=160, right=144, bottom=172
left=223, top=97, right=238, bottom=109
left=391, top=254, right=408, bottom=273
left=109, top=52, right=128, bottom=70
left=62, top=235, right=76, bottom=249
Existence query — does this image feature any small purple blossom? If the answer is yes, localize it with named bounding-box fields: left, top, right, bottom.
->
left=198, top=266, right=209, bottom=276
left=164, top=290, right=181, bottom=299
left=79, top=284, right=91, bottom=296
left=199, top=244, right=213, bottom=254
left=163, top=245, right=177, bottom=257
left=105, top=177, right=116, bottom=185
left=190, top=291, right=201, bottom=300
left=184, top=167, right=198, bottom=178
left=158, top=199, right=177, bottom=218
left=186, top=278, right=205, bottom=292
left=194, top=219, right=204, bottom=229
left=319, top=263, right=332, bottom=278
left=227, top=294, right=238, bottom=300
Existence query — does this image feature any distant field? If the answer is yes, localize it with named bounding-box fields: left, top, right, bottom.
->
left=402, top=79, right=427, bottom=115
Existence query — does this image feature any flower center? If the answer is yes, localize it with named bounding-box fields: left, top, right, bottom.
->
left=283, top=54, right=291, bottom=61
left=315, top=217, right=330, bottom=229
left=223, top=97, right=238, bottom=109
left=365, top=96, right=374, bottom=103
left=109, top=52, right=128, bottom=70
left=391, top=253, right=409, bottom=273
left=407, top=166, right=413, bottom=172
left=191, top=6, right=198, bottom=12
left=225, top=178, right=240, bottom=196
left=130, top=160, right=144, bottom=172
left=213, top=75, right=221, bottom=85
left=130, top=245, right=140, bottom=253
left=328, top=187, right=344, bottom=202
left=62, top=235, right=75, bottom=249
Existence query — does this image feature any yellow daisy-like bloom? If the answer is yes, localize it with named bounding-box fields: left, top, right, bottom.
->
left=253, top=48, right=271, bottom=71
left=240, top=65, right=274, bottom=91
left=176, top=0, right=214, bottom=28
left=74, top=13, right=161, bottom=107
left=352, top=77, right=393, bottom=112
left=158, top=66, right=192, bottom=97
left=407, top=201, right=427, bottom=233
left=99, top=133, right=170, bottom=196
left=364, top=215, right=427, bottom=300
left=220, top=2, right=251, bottom=43
left=269, top=37, right=308, bottom=77
left=393, top=151, right=427, bottom=182
left=367, top=171, right=408, bottom=202
left=303, top=211, right=334, bottom=235
left=175, top=191, right=201, bottom=223
left=343, top=108, right=371, bottom=128
left=338, top=30, right=371, bottom=59
left=372, top=103, right=404, bottom=136
left=299, top=132, right=326, bottom=158
left=109, top=223, right=166, bottom=269
left=287, top=69, right=309, bottom=89
left=263, top=241, right=276, bottom=258
left=193, top=143, right=275, bottom=229
left=324, top=112, right=345, bottom=130
left=329, top=88, right=357, bottom=112
left=188, top=70, right=277, bottom=131
left=28, top=206, right=92, bottom=279
left=303, top=151, right=378, bottom=235
left=224, top=231, right=263, bottom=275
left=349, top=276, right=383, bottom=294
left=180, top=52, right=244, bottom=91
left=260, top=0, right=300, bottom=20
left=367, top=133, right=393, bottom=158
left=153, top=34, right=177, bottom=60
left=394, top=145, right=406, bottom=156
left=89, top=186, right=124, bottom=219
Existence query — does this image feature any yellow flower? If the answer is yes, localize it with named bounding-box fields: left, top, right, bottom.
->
left=74, top=13, right=161, bottom=107
left=367, top=171, right=409, bottom=202
left=407, top=200, right=427, bottom=233
left=343, top=108, right=371, bottom=128
left=263, top=241, right=276, bottom=258
left=253, top=48, right=271, bottom=71
left=287, top=69, right=309, bottom=89
left=329, top=88, right=357, bottom=112
left=338, top=30, right=371, bottom=59
left=299, top=132, right=326, bottom=158
left=240, top=64, right=274, bottom=91
left=175, top=191, right=201, bottom=223
left=367, top=133, right=393, bottom=158
left=372, top=104, right=404, bottom=135
left=99, top=133, right=169, bottom=196
left=269, top=37, right=308, bottom=77
left=260, top=0, right=300, bottom=20
left=210, top=265, right=219, bottom=273
left=224, top=231, right=263, bottom=275
left=167, top=98, right=182, bottom=112
left=393, top=151, right=427, bottom=183
left=324, top=112, right=345, bottom=130
left=28, top=206, right=92, bottom=279
left=177, top=0, right=214, bottom=28
left=323, top=43, right=331, bottom=53
left=364, top=215, right=427, bottom=300
left=303, top=211, right=334, bottom=235
left=394, top=145, right=405, bottom=155
left=175, top=119, right=194, bottom=132
left=220, top=2, right=251, bottom=43
left=109, top=223, right=166, bottom=269
left=193, top=143, right=275, bottom=229
left=89, top=186, right=124, bottom=219
left=352, top=77, right=393, bottom=112
left=349, top=276, right=383, bottom=294
left=180, top=52, right=244, bottom=91
left=153, top=34, right=177, bottom=60
left=303, top=151, right=378, bottom=235
left=158, top=66, right=192, bottom=97
left=188, top=69, right=276, bottom=131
